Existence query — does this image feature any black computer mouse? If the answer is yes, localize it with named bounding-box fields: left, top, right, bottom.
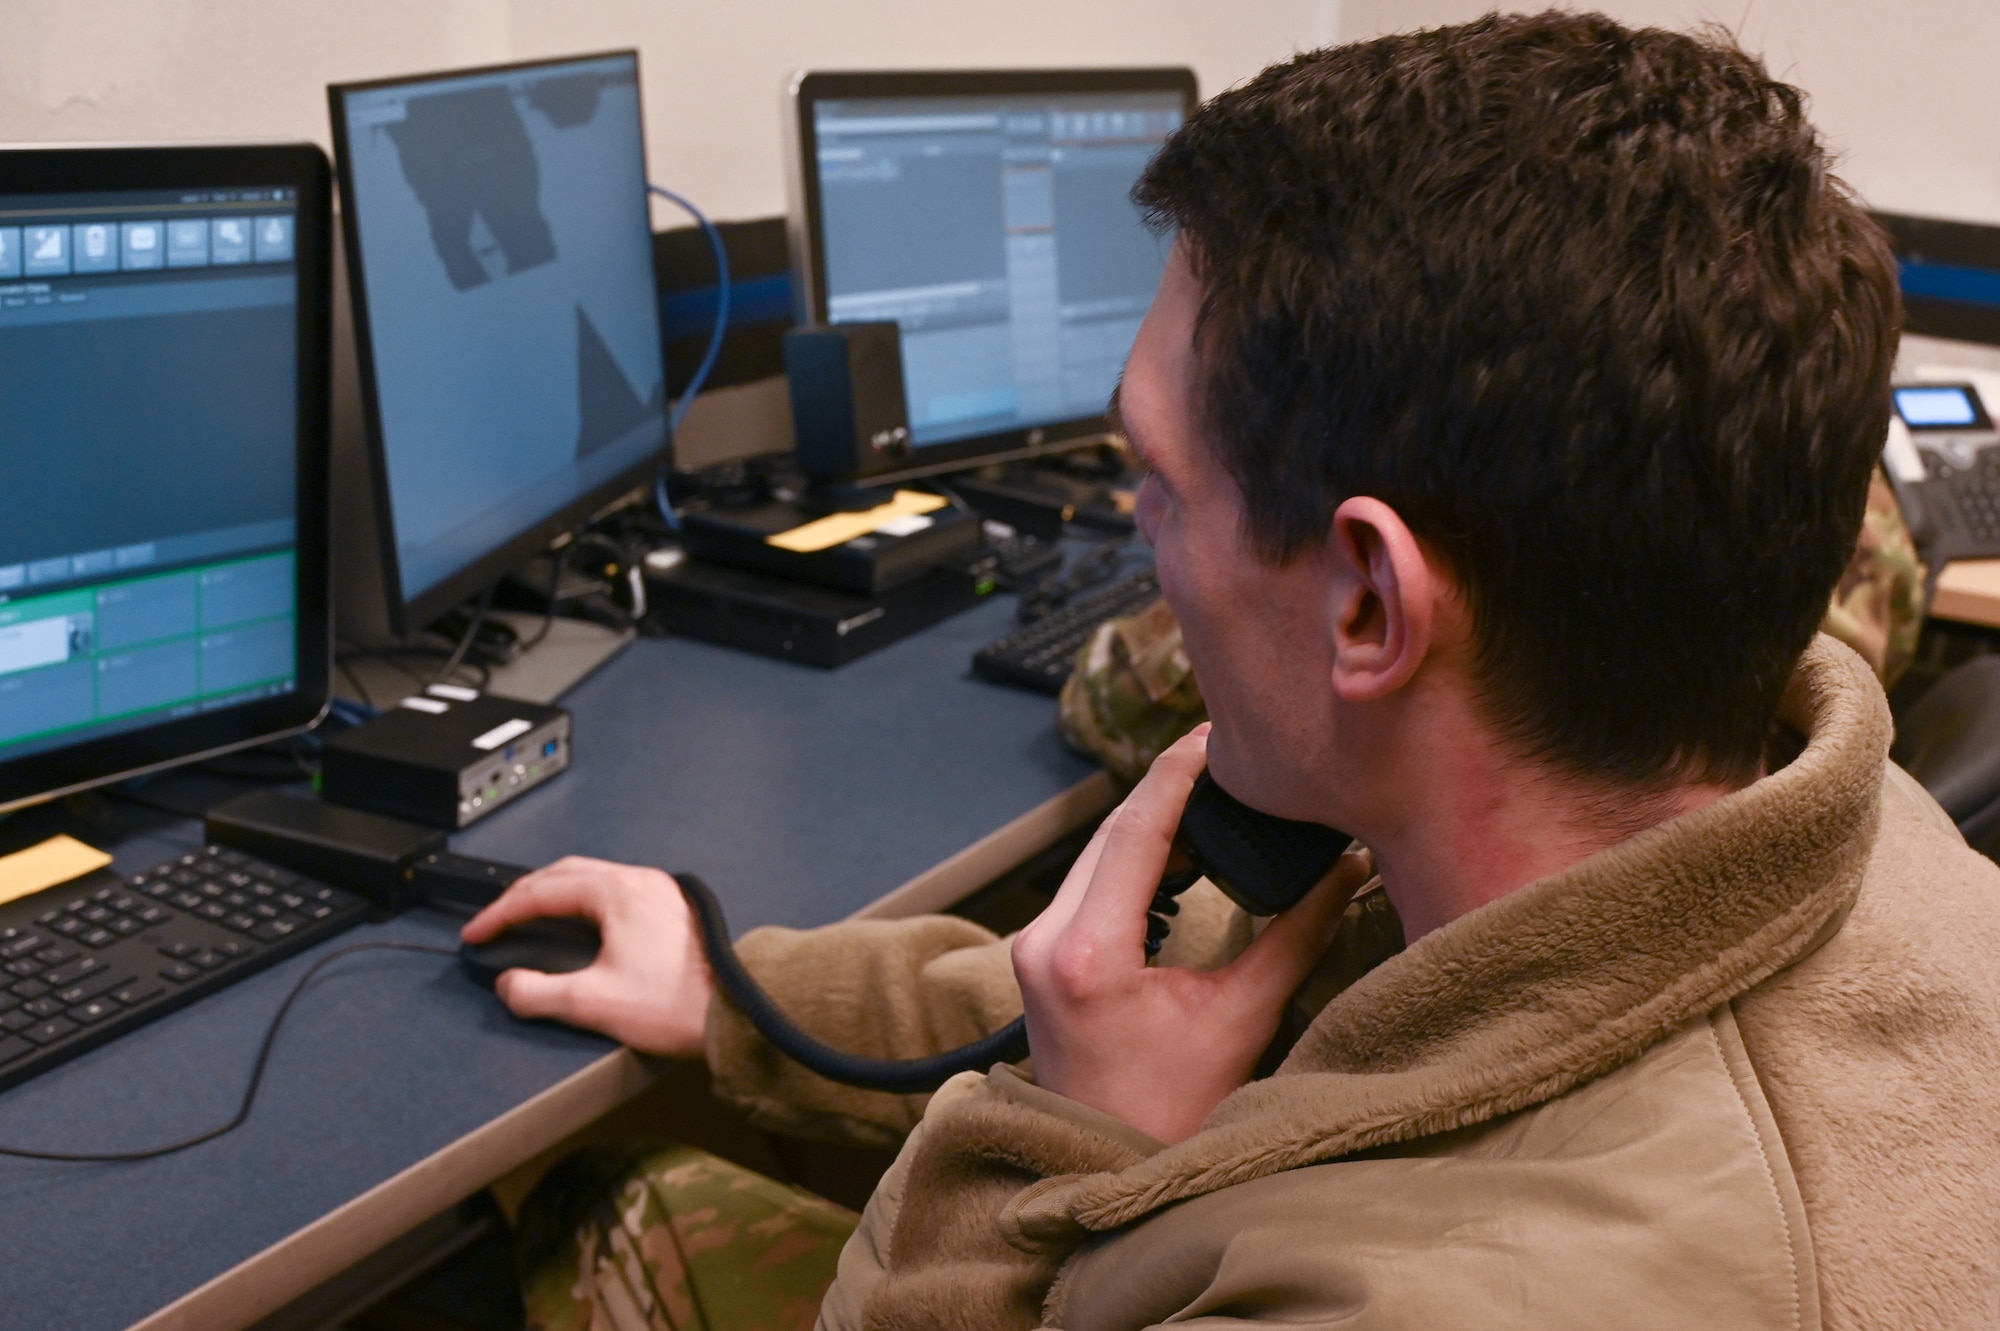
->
left=458, top=917, right=602, bottom=988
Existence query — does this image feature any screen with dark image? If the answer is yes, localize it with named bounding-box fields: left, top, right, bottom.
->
left=337, top=53, right=666, bottom=603
left=812, top=89, right=1182, bottom=448
left=0, top=185, right=301, bottom=760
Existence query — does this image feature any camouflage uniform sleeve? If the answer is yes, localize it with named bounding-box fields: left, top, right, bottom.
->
left=1821, top=466, right=1928, bottom=690
left=1056, top=596, right=1208, bottom=788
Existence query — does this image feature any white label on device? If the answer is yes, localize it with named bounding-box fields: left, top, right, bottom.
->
left=471, top=717, right=533, bottom=751
left=399, top=696, right=449, bottom=714
left=0, top=616, right=71, bottom=676
left=427, top=683, right=478, bottom=702
left=875, top=513, right=934, bottom=538
left=1882, top=417, right=1926, bottom=483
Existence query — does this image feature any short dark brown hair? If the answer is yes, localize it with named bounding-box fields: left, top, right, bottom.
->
left=1135, top=11, right=1900, bottom=786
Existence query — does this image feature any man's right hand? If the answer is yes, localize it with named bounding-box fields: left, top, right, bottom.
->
left=459, top=856, right=714, bottom=1058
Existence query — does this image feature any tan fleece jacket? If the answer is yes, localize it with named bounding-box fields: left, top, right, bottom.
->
left=705, top=636, right=2000, bottom=1329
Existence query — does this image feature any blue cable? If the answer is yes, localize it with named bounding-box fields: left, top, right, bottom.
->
left=647, top=183, right=732, bottom=527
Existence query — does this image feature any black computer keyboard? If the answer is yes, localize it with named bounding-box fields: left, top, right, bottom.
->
left=972, top=568, right=1163, bottom=694
left=0, top=845, right=367, bottom=1093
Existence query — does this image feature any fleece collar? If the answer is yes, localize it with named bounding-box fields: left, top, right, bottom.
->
left=1011, top=635, right=1891, bottom=1240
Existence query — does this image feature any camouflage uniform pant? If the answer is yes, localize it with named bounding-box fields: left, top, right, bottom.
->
left=519, top=1143, right=857, bottom=1331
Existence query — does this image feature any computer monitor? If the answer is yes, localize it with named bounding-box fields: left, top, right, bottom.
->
left=1875, top=211, right=2000, bottom=348
left=785, top=68, right=1196, bottom=476
left=0, top=144, right=332, bottom=814
left=329, top=51, right=669, bottom=639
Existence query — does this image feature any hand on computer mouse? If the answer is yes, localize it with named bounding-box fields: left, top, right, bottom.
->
left=460, top=856, right=713, bottom=1057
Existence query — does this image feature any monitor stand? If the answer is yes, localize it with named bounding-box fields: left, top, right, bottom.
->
left=335, top=613, right=633, bottom=709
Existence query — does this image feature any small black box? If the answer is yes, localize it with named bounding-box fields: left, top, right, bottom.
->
left=679, top=495, right=983, bottom=596
left=785, top=322, right=912, bottom=482
left=648, top=556, right=991, bottom=668
left=320, top=693, right=571, bottom=829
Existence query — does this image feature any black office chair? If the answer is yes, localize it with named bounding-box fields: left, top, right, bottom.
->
left=1891, top=653, right=2000, bottom=861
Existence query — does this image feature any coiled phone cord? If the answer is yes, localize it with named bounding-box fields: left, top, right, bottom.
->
left=674, top=868, right=1207, bottom=1095
left=676, top=872, right=1031, bottom=1095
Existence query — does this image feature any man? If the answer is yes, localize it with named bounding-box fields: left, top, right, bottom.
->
left=468, top=12, right=2000, bottom=1328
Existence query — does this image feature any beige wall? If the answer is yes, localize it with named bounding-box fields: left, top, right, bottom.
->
left=0, top=0, right=1339, bottom=222
left=4, top=3, right=1987, bottom=224
left=1342, top=1, right=2000, bottom=226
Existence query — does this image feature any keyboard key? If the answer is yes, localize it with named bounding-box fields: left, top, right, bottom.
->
left=224, top=871, right=255, bottom=890
left=159, top=941, right=195, bottom=959
left=69, top=999, right=118, bottom=1024
left=0, top=1011, right=32, bottom=1033
left=196, top=903, right=227, bottom=922
left=78, top=905, right=113, bottom=925
left=54, top=970, right=126, bottom=1006
left=161, top=962, right=200, bottom=984
left=0, top=993, right=17, bottom=1015
left=109, top=894, right=142, bottom=913
left=302, top=903, right=335, bottom=922
left=22, top=1018, right=78, bottom=1046
left=170, top=891, right=203, bottom=911
left=217, top=849, right=248, bottom=867
left=49, top=918, right=85, bottom=939
left=188, top=950, right=226, bottom=971
left=22, top=999, right=63, bottom=1020
left=110, top=918, right=143, bottom=937
left=277, top=893, right=306, bottom=911
left=224, top=913, right=259, bottom=933
left=34, top=946, right=75, bottom=966
left=215, top=941, right=250, bottom=959
left=198, top=881, right=226, bottom=899
left=89, top=886, right=117, bottom=903
left=252, top=902, right=279, bottom=920
left=0, top=1037, right=32, bottom=1066
left=168, top=869, right=199, bottom=887
left=9, top=981, right=47, bottom=1000
left=0, top=934, right=45, bottom=959
left=79, top=928, right=117, bottom=949
left=34, top=909, right=62, bottom=926
left=112, top=982, right=165, bottom=1007
left=4, top=959, right=43, bottom=979
left=249, top=882, right=275, bottom=899
left=251, top=919, right=300, bottom=942
left=43, top=957, right=104, bottom=988
left=131, top=904, right=168, bottom=925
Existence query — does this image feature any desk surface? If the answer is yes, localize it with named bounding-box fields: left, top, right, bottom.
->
left=0, top=588, right=1105, bottom=1331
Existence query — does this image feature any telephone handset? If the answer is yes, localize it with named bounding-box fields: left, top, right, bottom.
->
left=677, top=769, right=1353, bottom=1094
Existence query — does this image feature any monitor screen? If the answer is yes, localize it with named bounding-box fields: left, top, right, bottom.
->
left=791, top=70, right=1195, bottom=469
left=1894, top=384, right=1986, bottom=430
left=333, top=51, right=667, bottom=623
left=0, top=145, right=330, bottom=810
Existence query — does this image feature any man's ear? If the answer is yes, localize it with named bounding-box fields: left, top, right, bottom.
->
left=1328, top=497, right=1439, bottom=702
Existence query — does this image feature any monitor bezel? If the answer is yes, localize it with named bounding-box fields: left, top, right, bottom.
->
left=328, top=49, right=669, bottom=638
left=0, top=142, right=333, bottom=815
left=785, top=66, right=1197, bottom=476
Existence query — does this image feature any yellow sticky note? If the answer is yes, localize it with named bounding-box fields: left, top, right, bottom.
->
left=766, top=490, right=948, bottom=554
left=0, top=835, right=114, bottom=907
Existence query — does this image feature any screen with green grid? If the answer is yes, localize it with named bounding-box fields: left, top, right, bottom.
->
left=0, top=551, right=296, bottom=758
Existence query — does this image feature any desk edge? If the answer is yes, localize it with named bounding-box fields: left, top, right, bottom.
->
left=849, top=770, right=1115, bottom=920
left=127, top=1049, right=658, bottom=1331
left=128, top=768, right=1114, bottom=1331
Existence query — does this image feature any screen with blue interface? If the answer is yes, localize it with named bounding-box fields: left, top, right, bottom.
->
left=0, top=185, right=301, bottom=762
left=338, top=53, right=666, bottom=604
left=1894, top=385, right=1981, bottom=429
left=812, top=89, right=1183, bottom=449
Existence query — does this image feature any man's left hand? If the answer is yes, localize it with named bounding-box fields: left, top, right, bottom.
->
left=1011, top=725, right=1369, bottom=1144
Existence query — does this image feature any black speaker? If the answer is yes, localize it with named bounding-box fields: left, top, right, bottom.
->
left=784, top=322, right=912, bottom=482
